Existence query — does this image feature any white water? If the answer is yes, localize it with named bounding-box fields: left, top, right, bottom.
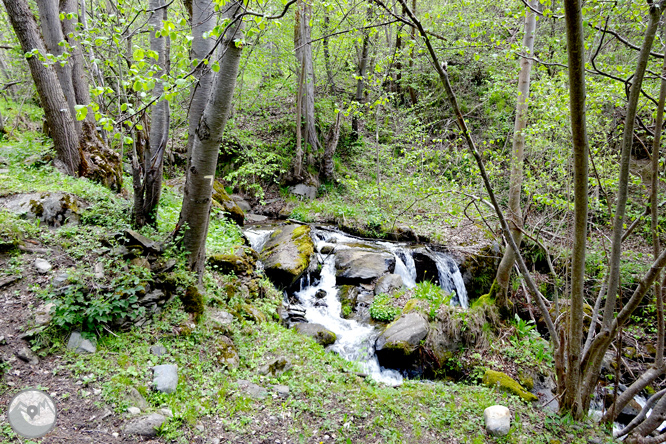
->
left=245, top=226, right=469, bottom=386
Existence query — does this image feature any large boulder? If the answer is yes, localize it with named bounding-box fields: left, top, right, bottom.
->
left=335, top=249, right=395, bottom=284
left=1, top=192, right=87, bottom=227
left=374, top=274, right=404, bottom=295
left=375, top=312, right=429, bottom=370
left=212, top=181, right=245, bottom=226
left=261, top=224, right=314, bottom=288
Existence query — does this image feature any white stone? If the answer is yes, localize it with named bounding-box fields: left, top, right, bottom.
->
left=484, top=405, right=511, bottom=437
left=34, top=258, right=52, bottom=274
left=127, top=407, right=141, bottom=416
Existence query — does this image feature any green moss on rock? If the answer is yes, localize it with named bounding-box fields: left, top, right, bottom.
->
left=482, top=369, right=538, bottom=402
left=180, top=285, right=204, bottom=320
left=212, top=181, right=245, bottom=226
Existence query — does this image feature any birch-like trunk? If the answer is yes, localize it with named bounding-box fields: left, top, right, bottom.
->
left=185, top=0, right=216, bottom=158
left=60, top=0, right=92, bottom=114
left=322, top=14, right=335, bottom=93
left=294, top=0, right=319, bottom=154
left=179, top=3, right=243, bottom=276
left=494, top=0, right=537, bottom=305
left=351, top=6, right=371, bottom=140
left=322, top=110, right=342, bottom=180
left=3, top=0, right=81, bottom=175
left=35, top=0, right=80, bottom=136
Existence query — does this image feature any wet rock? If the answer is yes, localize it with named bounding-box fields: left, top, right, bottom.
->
left=315, top=289, right=327, bottom=299
left=0, top=192, right=86, bottom=227
left=212, top=181, right=245, bottom=226
left=258, top=357, right=292, bottom=376
left=314, top=300, right=328, bottom=308
left=261, top=224, right=315, bottom=288
left=127, top=387, right=149, bottom=411
left=15, top=345, right=39, bottom=365
left=67, top=331, right=97, bottom=354
left=246, top=213, right=268, bottom=223
left=207, top=247, right=258, bottom=276
left=123, top=413, right=166, bottom=436
left=214, top=336, right=240, bottom=369
left=153, top=365, right=178, bottom=393
left=290, top=184, right=317, bottom=200
left=375, top=312, right=429, bottom=370
left=237, top=380, right=268, bottom=399
left=293, top=323, right=337, bottom=346
left=320, top=245, right=335, bottom=254
left=283, top=305, right=307, bottom=324
left=482, top=370, right=538, bottom=402
left=374, top=274, right=404, bottom=295
left=335, top=250, right=395, bottom=284
left=150, top=345, right=167, bottom=356
left=484, top=405, right=511, bottom=436
left=34, top=258, right=52, bottom=274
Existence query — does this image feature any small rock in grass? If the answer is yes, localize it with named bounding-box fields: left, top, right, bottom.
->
left=34, top=258, right=52, bottom=274
left=150, top=344, right=167, bottom=356
left=127, top=387, right=149, bottom=411
left=484, top=405, right=511, bottom=437
left=15, top=345, right=39, bottom=365
left=237, top=380, right=268, bottom=399
left=153, top=365, right=178, bottom=393
left=93, top=262, right=104, bottom=279
left=272, top=385, right=290, bottom=398
left=123, top=413, right=166, bottom=436
left=159, top=408, right=173, bottom=418
left=127, top=407, right=141, bottom=416
left=67, top=331, right=97, bottom=354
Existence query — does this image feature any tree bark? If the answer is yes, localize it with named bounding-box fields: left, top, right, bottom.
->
left=35, top=0, right=80, bottom=136
left=322, top=109, right=342, bottom=181
left=322, top=14, right=335, bottom=93
left=352, top=5, right=372, bottom=140
left=494, top=0, right=537, bottom=306
left=185, top=0, right=216, bottom=158
left=3, top=0, right=81, bottom=175
left=60, top=0, right=92, bottom=113
left=179, top=2, right=243, bottom=277
left=294, top=0, right=319, bottom=153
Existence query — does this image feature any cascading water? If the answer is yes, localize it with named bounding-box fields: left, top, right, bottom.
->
left=244, top=225, right=469, bottom=386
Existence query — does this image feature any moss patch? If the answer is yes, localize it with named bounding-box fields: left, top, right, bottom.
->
left=482, top=369, right=538, bottom=402
left=180, top=285, right=205, bottom=319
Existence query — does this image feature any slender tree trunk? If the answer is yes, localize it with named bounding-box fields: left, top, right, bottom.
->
left=294, top=57, right=306, bottom=179
left=2, top=0, right=81, bottom=175
left=60, top=0, right=92, bottom=114
left=35, top=0, right=80, bottom=136
left=352, top=5, right=372, bottom=140
left=185, top=0, right=216, bottom=158
left=322, top=14, right=335, bottom=93
left=179, top=3, right=243, bottom=277
left=494, top=0, right=537, bottom=306
left=407, top=0, right=417, bottom=105
left=294, top=0, right=319, bottom=153
left=322, top=109, right=342, bottom=180
left=140, top=0, right=170, bottom=227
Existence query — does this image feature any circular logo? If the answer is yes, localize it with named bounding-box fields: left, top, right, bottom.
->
left=7, top=389, right=57, bottom=438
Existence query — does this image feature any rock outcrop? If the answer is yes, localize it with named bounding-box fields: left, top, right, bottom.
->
left=212, top=181, right=245, bottom=226
left=375, top=312, right=429, bottom=370
left=334, top=249, right=395, bottom=284
left=261, top=224, right=314, bottom=288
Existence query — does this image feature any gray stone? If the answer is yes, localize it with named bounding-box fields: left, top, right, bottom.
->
left=51, top=273, right=70, bottom=288
left=293, top=323, right=337, bottom=346
left=315, top=289, right=327, bottom=299
left=0, top=335, right=5, bottom=345
left=335, top=250, right=395, bottom=283
left=246, top=213, right=268, bottom=223
left=123, top=413, right=166, bottom=436
left=93, top=262, right=104, bottom=280
left=67, top=332, right=97, bottom=354
left=374, top=274, right=404, bottom=295
left=272, top=385, right=290, bottom=398
left=237, top=380, right=268, bottom=399
left=159, top=408, right=173, bottom=418
left=117, top=229, right=163, bottom=255
left=375, top=312, right=429, bottom=369
left=127, top=387, right=149, bottom=411
left=34, top=303, right=55, bottom=326
left=15, top=345, right=39, bottom=365
left=257, top=357, right=292, bottom=376
left=153, top=365, right=178, bottom=393
left=215, top=336, right=240, bottom=369
left=484, top=405, right=511, bottom=437
left=127, top=407, right=141, bottom=416
left=34, top=258, right=52, bottom=274
left=290, top=184, right=317, bottom=200
left=150, top=345, right=167, bottom=357
left=261, top=224, right=315, bottom=288
left=0, top=192, right=86, bottom=227
left=231, top=195, right=252, bottom=213
left=210, top=309, right=234, bottom=331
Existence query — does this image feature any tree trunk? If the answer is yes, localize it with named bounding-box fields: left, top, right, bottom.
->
left=185, top=0, right=216, bottom=158
left=352, top=5, right=372, bottom=140
left=60, top=0, right=92, bottom=114
left=494, top=0, right=537, bottom=307
left=3, top=0, right=81, bottom=175
left=178, top=2, right=243, bottom=277
left=294, top=57, right=306, bottom=179
left=322, top=109, right=342, bottom=181
left=322, top=14, right=335, bottom=93
left=35, top=0, right=80, bottom=136
left=140, top=0, right=170, bottom=227
left=294, top=0, right=319, bottom=154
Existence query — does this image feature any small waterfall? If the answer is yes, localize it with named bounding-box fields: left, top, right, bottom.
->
left=245, top=228, right=273, bottom=252
left=433, top=252, right=469, bottom=309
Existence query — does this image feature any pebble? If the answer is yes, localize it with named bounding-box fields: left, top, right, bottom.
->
left=15, top=345, right=39, bottom=365
left=123, top=413, right=166, bottom=436
left=153, top=364, right=178, bottom=393
left=159, top=408, right=173, bottom=418
left=34, top=258, right=52, bottom=274
left=67, top=331, right=97, bottom=354
left=150, top=344, right=167, bottom=356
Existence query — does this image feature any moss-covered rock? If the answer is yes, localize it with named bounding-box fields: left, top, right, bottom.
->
left=482, top=370, right=538, bottom=402
left=459, top=244, right=502, bottom=302
left=293, top=323, right=337, bottom=346
left=212, top=181, right=245, bottom=226
left=261, top=224, right=314, bottom=288
left=207, top=246, right=258, bottom=276
left=338, top=285, right=358, bottom=319
left=375, top=312, right=429, bottom=371
left=240, top=304, right=267, bottom=323
left=180, top=285, right=204, bottom=320
left=214, top=335, right=240, bottom=369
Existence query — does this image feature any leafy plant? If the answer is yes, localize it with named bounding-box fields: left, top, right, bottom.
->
left=369, top=293, right=400, bottom=322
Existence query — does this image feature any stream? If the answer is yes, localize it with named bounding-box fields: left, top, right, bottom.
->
left=245, top=225, right=468, bottom=386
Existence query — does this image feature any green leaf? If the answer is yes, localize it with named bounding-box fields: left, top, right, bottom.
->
left=74, top=105, right=88, bottom=121
left=133, top=48, right=145, bottom=61
left=211, top=61, right=220, bottom=72
left=123, top=136, right=133, bottom=145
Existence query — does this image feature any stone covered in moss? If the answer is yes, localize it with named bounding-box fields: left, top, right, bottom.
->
left=1, top=192, right=87, bottom=227
left=294, top=323, right=337, bottom=346
left=375, top=312, right=429, bottom=370
left=214, top=335, right=240, bottom=369
left=338, top=285, right=358, bottom=318
left=482, top=370, right=538, bottom=402
left=212, top=181, right=245, bottom=226
left=261, top=224, right=314, bottom=288
left=207, top=246, right=258, bottom=276
left=459, top=244, right=502, bottom=302
left=180, top=285, right=204, bottom=319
